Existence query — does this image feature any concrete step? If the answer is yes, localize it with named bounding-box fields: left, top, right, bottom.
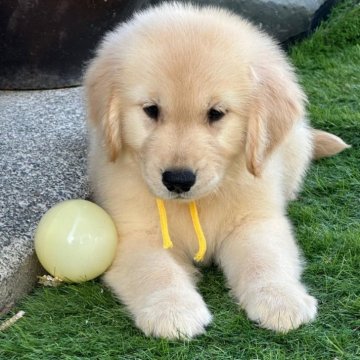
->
left=0, top=87, right=89, bottom=310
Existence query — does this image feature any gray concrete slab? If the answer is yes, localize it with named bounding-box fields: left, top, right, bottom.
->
left=0, top=87, right=90, bottom=310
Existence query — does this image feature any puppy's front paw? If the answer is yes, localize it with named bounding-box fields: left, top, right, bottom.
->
left=134, top=287, right=212, bottom=339
left=240, top=282, right=317, bottom=332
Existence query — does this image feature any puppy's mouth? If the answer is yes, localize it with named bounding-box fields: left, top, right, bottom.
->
left=165, top=191, right=194, bottom=201
left=159, top=184, right=219, bottom=202
left=150, top=181, right=218, bottom=202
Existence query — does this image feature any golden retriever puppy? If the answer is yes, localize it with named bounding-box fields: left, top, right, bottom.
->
left=85, top=3, right=348, bottom=339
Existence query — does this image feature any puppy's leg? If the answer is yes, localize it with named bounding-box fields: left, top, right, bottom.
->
left=217, top=216, right=317, bottom=332
left=282, top=123, right=313, bottom=201
left=104, top=237, right=212, bottom=339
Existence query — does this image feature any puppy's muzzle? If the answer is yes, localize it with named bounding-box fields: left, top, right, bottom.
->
left=162, top=169, right=196, bottom=193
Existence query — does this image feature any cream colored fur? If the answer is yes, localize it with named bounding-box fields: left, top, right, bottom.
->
left=85, top=3, right=347, bottom=339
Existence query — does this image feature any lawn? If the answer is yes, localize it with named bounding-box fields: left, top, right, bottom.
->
left=1, top=1, right=359, bottom=359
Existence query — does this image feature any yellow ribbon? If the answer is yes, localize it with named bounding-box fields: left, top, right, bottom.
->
left=156, top=198, right=173, bottom=249
left=156, top=199, right=207, bottom=262
left=188, top=201, right=207, bottom=261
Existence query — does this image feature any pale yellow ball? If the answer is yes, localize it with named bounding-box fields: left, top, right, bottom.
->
left=34, top=199, right=117, bottom=282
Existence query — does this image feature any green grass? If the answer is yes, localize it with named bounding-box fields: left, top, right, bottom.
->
left=1, top=1, right=359, bottom=358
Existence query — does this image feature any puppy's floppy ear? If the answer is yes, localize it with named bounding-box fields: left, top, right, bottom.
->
left=246, top=63, right=306, bottom=176
left=85, top=56, right=122, bottom=161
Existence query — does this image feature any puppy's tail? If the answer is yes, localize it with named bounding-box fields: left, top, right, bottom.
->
left=312, top=129, right=350, bottom=160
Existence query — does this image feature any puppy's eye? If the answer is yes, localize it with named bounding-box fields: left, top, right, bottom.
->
left=143, top=105, right=159, bottom=120
left=207, top=108, right=225, bottom=123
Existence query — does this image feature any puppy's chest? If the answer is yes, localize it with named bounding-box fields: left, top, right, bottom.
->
left=165, top=202, right=227, bottom=260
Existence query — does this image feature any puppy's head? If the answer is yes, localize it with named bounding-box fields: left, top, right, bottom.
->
left=85, top=4, right=306, bottom=200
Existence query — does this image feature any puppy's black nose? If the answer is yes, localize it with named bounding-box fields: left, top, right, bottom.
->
left=162, top=169, right=196, bottom=193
